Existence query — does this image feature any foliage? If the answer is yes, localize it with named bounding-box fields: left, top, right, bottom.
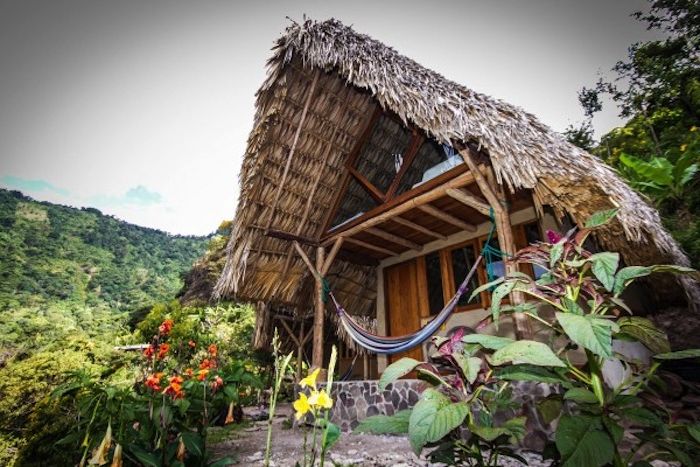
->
left=264, top=329, right=294, bottom=467
left=58, top=318, right=260, bottom=466
left=367, top=209, right=700, bottom=466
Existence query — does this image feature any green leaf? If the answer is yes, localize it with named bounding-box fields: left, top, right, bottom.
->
left=128, top=446, right=161, bottom=467
left=602, top=416, right=623, bottom=444
left=555, top=415, right=614, bottom=467
left=613, top=266, right=651, bottom=296
left=617, top=317, right=671, bottom=353
left=408, top=389, right=468, bottom=454
left=354, top=410, right=411, bottom=434
left=653, top=349, right=700, bottom=360
left=537, top=396, right=564, bottom=425
left=589, top=252, right=619, bottom=291
left=585, top=209, right=619, bottom=228
left=625, top=407, right=663, bottom=427
left=469, top=276, right=505, bottom=302
left=550, top=241, right=564, bottom=267
left=208, top=458, right=235, bottom=467
left=556, top=312, right=618, bottom=358
left=453, top=354, right=482, bottom=384
left=495, top=364, right=568, bottom=384
left=322, top=421, right=341, bottom=450
left=648, top=264, right=700, bottom=280
left=491, top=340, right=566, bottom=367
left=181, top=431, right=204, bottom=458
left=564, top=388, right=598, bottom=405
left=379, top=357, right=421, bottom=390
left=490, top=281, right=517, bottom=324
left=469, top=417, right=527, bottom=442
left=687, top=424, right=700, bottom=444
left=461, top=334, right=514, bottom=350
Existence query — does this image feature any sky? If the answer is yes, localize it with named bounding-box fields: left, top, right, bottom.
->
left=0, top=0, right=662, bottom=236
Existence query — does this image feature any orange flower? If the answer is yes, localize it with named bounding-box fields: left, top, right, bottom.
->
left=143, top=345, right=155, bottom=359
left=210, top=375, right=224, bottom=391
left=208, top=344, right=218, bottom=357
left=145, top=373, right=162, bottom=391
left=197, top=368, right=209, bottom=381
left=159, top=319, right=174, bottom=335
left=157, top=343, right=169, bottom=360
left=199, top=358, right=215, bottom=370
left=188, top=340, right=196, bottom=349
left=163, top=374, right=185, bottom=399
left=184, top=368, right=194, bottom=378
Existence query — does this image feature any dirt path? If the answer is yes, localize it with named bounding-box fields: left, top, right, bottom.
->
left=209, top=404, right=548, bottom=466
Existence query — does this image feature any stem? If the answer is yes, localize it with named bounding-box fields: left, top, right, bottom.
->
left=524, top=312, right=556, bottom=331
left=310, top=412, right=319, bottom=466
left=302, top=425, right=308, bottom=467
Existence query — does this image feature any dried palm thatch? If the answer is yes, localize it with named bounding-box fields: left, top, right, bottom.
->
left=215, top=17, right=699, bottom=332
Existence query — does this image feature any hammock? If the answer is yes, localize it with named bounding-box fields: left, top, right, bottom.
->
left=329, top=255, right=482, bottom=354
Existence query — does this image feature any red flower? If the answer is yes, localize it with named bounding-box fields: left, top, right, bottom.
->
left=546, top=229, right=563, bottom=244
left=197, top=368, right=209, bottom=381
left=208, top=344, right=218, bottom=357
left=145, top=373, right=163, bottom=391
left=210, top=375, right=224, bottom=391
left=188, top=340, right=196, bottom=349
left=184, top=368, right=194, bottom=378
left=159, top=319, right=174, bottom=335
left=157, top=343, right=169, bottom=360
left=143, top=345, right=155, bottom=359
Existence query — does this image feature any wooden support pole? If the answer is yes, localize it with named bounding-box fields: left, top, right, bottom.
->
left=322, top=237, right=344, bottom=275
left=417, top=204, right=477, bottom=232
left=445, top=188, right=491, bottom=215
left=296, top=321, right=305, bottom=380
left=312, top=246, right=326, bottom=370
left=392, top=216, right=448, bottom=241
left=459, top=148, right=532, bottom=339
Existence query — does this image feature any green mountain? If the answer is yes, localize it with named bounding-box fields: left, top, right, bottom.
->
left=0, top=188, right=209, bottom=355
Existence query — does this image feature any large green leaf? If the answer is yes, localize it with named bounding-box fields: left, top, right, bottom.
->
left=653, top=349, right=700, bottom=360
left=491, top=340, right=566, bottom=367
left=379, top=357, right=421, bottom=390
left=556, top=312, right=618, bottom=358
left=128, top=447, right=161, bottom=467
left=620, top=153, right=673, bottom=186
left=461, top=334, right=514, bottom=350
left=589, top=252, right=619, bottom=291
left=469, top=417, right=526, bottom=442
left=617, top=316, right=671, bottom=353
left=181, top=431, right=204, bottom=458
left=354, top=410, right=411, bottom=434
left=613, top=266, right=651, bottom=296
left=550, top=241, right=564, bottom=267
left=564, top=388, right=598, bottom=405
left=322, top=421, right=341, bottom=450
left=490, top=281, right=517, bottom=324
left=495, top=364, right=568, bottom=384
left=687, top=424, right=700, bottom=444
left=648, top=264, right=700, bottom=280
left=408, top=388, right=468, bottom=454
left=585, top=209, right=619, bottom=228
left=555, top=415, right=614, bottom=467
left=453, top=353, right=482, bottom=384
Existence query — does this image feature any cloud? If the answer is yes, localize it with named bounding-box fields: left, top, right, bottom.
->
left=0, top=175, right=70, bottom=196
left=88, top=185, right=163, bottom=208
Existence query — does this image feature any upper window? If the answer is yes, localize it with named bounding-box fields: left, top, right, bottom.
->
left=395, top=141, right=461, bottom=195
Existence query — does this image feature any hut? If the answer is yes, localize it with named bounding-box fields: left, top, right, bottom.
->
left=215, top=18, right=698, bottom=379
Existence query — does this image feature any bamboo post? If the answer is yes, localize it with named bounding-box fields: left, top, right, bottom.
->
left=459, top=148, right=532, bottom=339
left=312, top=245, right=326, bottom=369
left=296, top=320, right=305, bottom=380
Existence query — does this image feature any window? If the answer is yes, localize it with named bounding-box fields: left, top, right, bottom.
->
left=395, top=141, right=461, bottom=195
left=424, top=251, right=444, bottom=315
left=330, top=177, right=379, bottom=230
left=450, top=244, right=480, bottom=307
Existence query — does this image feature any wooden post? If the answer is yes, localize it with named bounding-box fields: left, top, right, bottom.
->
left=296, top=320, right=305, bottom=380
left=312, top=245, right=326, bottom=369
left=459, top=148, right=532, bottom=339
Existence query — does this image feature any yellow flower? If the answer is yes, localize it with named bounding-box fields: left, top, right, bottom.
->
left=293, top=392, right=311, bottom=420
left=308, top=389, right=333, bottom=410
left=299, top=368, right=320, bottom=389
left=681, top=144, right=688, bottom=152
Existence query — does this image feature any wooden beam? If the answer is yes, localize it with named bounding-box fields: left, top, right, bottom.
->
left=265, top=229, right=319, bottom=247
left=347, top=165, right=385, bottom=204
left=344, top=237, right=398, bottom=256
left=263, top=69, right=321, bottom=232
left=323, top=169, right=476, bottom=244
left=366, top=227, right=422, bottom=251
left=458, top=147, right=532, bottom=339
left=392, top=216, right=448, bottom=241
left=312, top=246, right=325, bottom=369
left=417, top=204, right=477, bottom=232
left=385, top=132, right=424, bottom=200
left=279, top=319, right=300, bottom=347
left=445, top=188, right=491, bottom=215
left=322, top=237, right=344, bottom=275
left=292, top=241, right=319, bottom=281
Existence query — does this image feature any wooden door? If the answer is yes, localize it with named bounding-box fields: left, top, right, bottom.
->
left=385, top=258, right=424, bottom=363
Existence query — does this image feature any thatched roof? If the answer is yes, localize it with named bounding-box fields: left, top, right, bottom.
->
left=215, top=18, right=699, bottom=320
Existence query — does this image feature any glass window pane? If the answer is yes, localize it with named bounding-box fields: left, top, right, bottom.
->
left=424, top=252, right=444, bottom=315
left=451, top=244, right=481, bottom=306
left=396, top=141, right=462, bottom=195
left=484, top=237, right=506, bottom=281
left=354, top=115, right=413, bottom=193
left=523, top=223, right=547, bottom=279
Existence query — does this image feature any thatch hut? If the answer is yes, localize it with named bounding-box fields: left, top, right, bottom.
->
left=215, top=18, right=698, bottom=378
